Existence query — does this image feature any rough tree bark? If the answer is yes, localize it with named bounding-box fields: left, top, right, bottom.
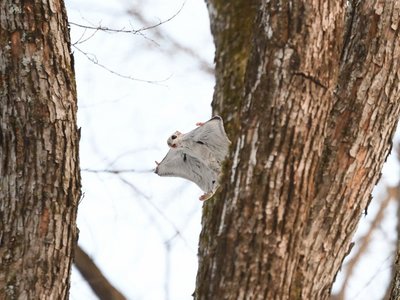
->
left=0, top=0, right=80, bottom=299
left=196, top=1, right=400, bottom=299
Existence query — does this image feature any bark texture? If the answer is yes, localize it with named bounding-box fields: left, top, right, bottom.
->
left=0, top=0, right=80, bottom=299
left=196, top=0, right=400, bottom=299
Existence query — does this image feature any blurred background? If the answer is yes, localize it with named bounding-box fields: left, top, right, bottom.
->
left=65, top=0, right=400, bottom=299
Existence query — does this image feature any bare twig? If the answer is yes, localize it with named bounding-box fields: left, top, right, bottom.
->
left=118, top=176, right=193, bottom=251
left=164, top=241, right=171, bottom=300
left=126, top=6, right=214, bottom=75
left=73, top=27, right=100, bottom=45
left=105, top=148, right=158, bottom=169
left=68, top=2, right=185, bottom=35
left=74, top=245, right=127, bottom=300
left=82, top=168, right=153, bottom=174
left=72, top=45, right=171, bottom=85
left=353, top=255, right=394, bottom=299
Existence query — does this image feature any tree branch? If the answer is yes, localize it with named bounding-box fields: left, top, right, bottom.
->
left=82, top=168, right=153, bottom=174
left=74, top=245, right=127, bottom=300
left=72, top=45, right=170, bottom=84
left=69, top=2, right=184, bottom=35
left=126, top=6, right=214, bottom=75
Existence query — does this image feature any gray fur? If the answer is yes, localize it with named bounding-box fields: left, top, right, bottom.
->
left=155, top=116, right=231, bottom=199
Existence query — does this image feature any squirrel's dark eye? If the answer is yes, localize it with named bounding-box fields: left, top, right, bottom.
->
left=171, top=135, right=177, bottom=140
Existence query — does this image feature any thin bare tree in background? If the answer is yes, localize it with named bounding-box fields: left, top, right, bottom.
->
left=333, top=185, right=397, bottom=300
left=195, top=1, right=400, bottom=299
left=126, top=5, right=214, bottom=75
left=387, top=146, right=400, bottom=299
left=389, top=251, right=400, bottom=299
left=0, top=0, right=80, bottom=298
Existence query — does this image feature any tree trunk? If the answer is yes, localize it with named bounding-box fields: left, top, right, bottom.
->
left=0, top=0, right=80, bottom=299
left=196, top=1, right=400, bottom=299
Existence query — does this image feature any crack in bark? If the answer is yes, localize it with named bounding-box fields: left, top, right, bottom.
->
left=293, top=72, right=328, bottom=89
left=340, top=0, right=359, bottom=63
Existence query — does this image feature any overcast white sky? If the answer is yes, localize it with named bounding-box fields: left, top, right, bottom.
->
left=64, top=1, right=399, bottom=299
